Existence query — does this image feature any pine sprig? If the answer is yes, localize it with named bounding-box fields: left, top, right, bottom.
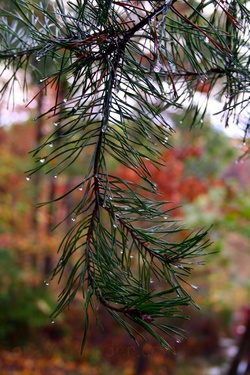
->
left=0, top=0, right=249, bottom=350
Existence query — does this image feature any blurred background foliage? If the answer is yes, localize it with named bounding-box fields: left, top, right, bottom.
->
left=0, top=0, right=249, bottom=373
left=0, top=111, right=249, bottom=374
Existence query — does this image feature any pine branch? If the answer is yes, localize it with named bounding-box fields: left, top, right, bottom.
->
left=0, top=0, right=249, bottom=351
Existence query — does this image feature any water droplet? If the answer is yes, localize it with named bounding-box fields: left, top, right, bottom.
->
left=44, top=280, right=50, bottom=286
left=26, top=176, right=31, bottom=181
left=113, top=223, right=118, bottom=228
left=109, top=196, right=113, bottom=201
left=204, top=37, right=209, bottom=43
left=150, top=279, right=154, bottom=284
left=54, top=122, right=59, bottom=126
left=164, top=216, right=168, bottom=220
left=71, top=214, right=77, bottom=222
left=200, top=119, right=204, bottom=124
left=63, top=98, right=67, bottom=103
left=154, top=64, right=161, bottom=73
left=36, top=56, right=41, bottom=61
left=49, top=143, right=53, bottom=148
left=39, top=77, right=47, bottom=83
left=176, top=339, right=181, bottom=344
left=191, top=284, right=199, bottom=290
left=51, top=319, right=55, bottom=324
left=40, top=158, right=46, bottom=163
left=180, top=120, right=183, bottom=124
left=79, top=185, right=83, bottom=191
left=53, top=174, right=58, bottom=179
left=130, top=255, right=134, bottom=258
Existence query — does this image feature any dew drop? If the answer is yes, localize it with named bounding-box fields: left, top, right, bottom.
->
left=180, top=120, right=183, bottom=124
left=51, top=319, right=55, bottom=324
left=63, top=98, right=67, bottom=103
left=53, top=174, right=58, bottom=179
left=164, top=216, right=168, bottom=220
left=49, top=143, right=53, bottom=148
left=36, top=56, right=41, bottom=61
left=79, top=185, right=83, bottom=191
left=150, top=279, right=154, bottom=284
left=39, top=77, right=47, bottom=83
left=26, top=176, right=31, bottom=181
left=176, top=339, right=181, bottom=344
left=109, top=196, right=113, bottom=201
left=130, top=255, right=134, bottom=259
left=54, top=122, right=60, bottom=127
left=40, top=158, right=46, bottom=163
left=113, top=223, right=118, bottom=228
left=44, top=280, right=50, bottom=286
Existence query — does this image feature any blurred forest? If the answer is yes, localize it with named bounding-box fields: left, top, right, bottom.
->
left=0, top=106, right=249, bottom=374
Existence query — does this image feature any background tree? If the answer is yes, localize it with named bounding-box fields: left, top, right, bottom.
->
left=0, top=0, right=249, bottom=352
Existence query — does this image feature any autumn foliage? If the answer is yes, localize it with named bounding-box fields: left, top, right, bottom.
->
left=116, top=145, right=221, bottom=215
